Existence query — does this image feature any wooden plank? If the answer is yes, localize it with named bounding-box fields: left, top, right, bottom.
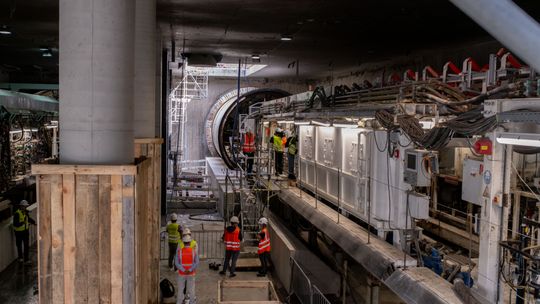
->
left=148, top=145, right=159, bottom=304
left=62, top=174, right=76, bottom=304
left=74, top=175, right=90, bottom=302
left=153, top=143, right=162, bottom=303
left=32, top=164, right=137, bottom=176
left=143, top=160, right=152, bottom=303
left=98, top=175, right=112, bottom=304
left=50, top=174, right=64, bottom=304
left=122, top=175, right=136, bottom=304
left=134, top=138, right=164, bottom=144
left=38, top=174, right=53, bottom=304
left=86, top=175, right=100, bottom=303
left=135, top=162, right=147, bottom=303
left=134, top=143, right=142, bottom=158
left=110, top=175, right=123, bottom=304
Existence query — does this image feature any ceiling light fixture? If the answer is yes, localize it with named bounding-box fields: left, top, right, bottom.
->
left=251, top=54, right=260, bottom=60
left=294, top=121, right=310, bottom=125
left=42, top=49, right=53, bottom=57
left=0, top=25, right=12, bottom=35
left=280, top=34, right=293, bottom=41
left=39, top=46, right=49, bottom=51
left=277, top=120, right=294, bottom=124
left=311, top=120, right=330, bottom=127
left=496, top=133, right=540, bottom=147
left=333, top=123, right=358, bottom=128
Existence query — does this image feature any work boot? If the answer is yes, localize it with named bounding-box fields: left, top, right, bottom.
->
left=219, top=271, right=226, bottom=275
left=257, top=273, right=266, bottom=277
left=229, top=273, right=236, bottom=278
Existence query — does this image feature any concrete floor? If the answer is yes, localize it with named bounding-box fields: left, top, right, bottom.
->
left=159, top=257, right=274, bottom=303
left=0, top=246, right=38, bottom=304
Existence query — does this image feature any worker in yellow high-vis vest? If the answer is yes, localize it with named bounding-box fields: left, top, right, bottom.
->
left=13, top=200, right=36, bottom=264
left=167, top=213, right=182, bottom=271
left=270, top=128, right=286, bottom=176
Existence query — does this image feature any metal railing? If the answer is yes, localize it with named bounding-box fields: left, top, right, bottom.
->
left=161, top=228, right=224, bottom=260
left=290, top=257, right=312, bottom=304
left=312, top=285, right=332, bottom=304
left=289, top=257, right=333, bottom=304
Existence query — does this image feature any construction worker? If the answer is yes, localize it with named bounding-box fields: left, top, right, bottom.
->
left=182, top=228, right=198, bottom=249
left=167, top=213, right=182, bottom=271
left=220, top=216, right=242, bottom=277
left=175, top=234, right=199, bottom=304
left=257, top=217, right=271, bottom=277
left=270, top=128, right=285, bottom=176
left=242, top=129, right=256, bottom=174
left=13, top=200, right=35, bottom=264
left=285, top=130, right=297, bottom=180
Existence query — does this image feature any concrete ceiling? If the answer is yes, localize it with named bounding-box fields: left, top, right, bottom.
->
left=158, top=0, right=540, bottom=78
left=1, top=0, right=540, bottom=83
left=0, top=0, right=58, bottom=84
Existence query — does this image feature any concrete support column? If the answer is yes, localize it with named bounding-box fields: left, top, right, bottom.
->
left=477, top=131, right=510, bottom=303
left=60, top=0, right=135, bottom=164
left=134, top=0, right=157, bottom=138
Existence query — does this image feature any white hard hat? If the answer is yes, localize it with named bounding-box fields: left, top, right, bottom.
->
left=182, top=235, right=192, bottom=243
left=258, top=217, right=268, bottom=225
left=171, top=213, right=178, bottom=221
left=276, top=128, right=282, bottom=133
left=230, top=216, right=239, bottom=223
left=183, top=228, right=191, bottom=235
left=20, top=200, right=29, bottom=207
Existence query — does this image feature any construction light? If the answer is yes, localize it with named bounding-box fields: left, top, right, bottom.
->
left=311, top=120, right=330, bottom=127
left=496, top=133, right=540, bottom=147
left=251, top=54, right=260, bottom=60
left=0, top=25, right=12, bottom=35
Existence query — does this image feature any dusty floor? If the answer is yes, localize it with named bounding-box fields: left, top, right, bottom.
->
left=0, top=246, right=38, bottom=304
left=159, top=256, right=274, bottom=303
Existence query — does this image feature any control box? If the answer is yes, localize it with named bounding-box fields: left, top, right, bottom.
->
left=462, top=158, right=484, bottom=206
left=403, top=149, right=433, bottom=187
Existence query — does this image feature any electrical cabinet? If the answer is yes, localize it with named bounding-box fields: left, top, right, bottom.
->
left=408, top=192, right=430, bottom=219
left=462, top=158, right=484, bottom=206
left=403, top=149, right=432, bottom=187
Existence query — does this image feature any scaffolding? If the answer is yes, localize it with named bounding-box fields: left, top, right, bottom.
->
left=169, top=65, right=209, bottom=163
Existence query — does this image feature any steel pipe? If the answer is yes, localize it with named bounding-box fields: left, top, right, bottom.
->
left=449, top=0, right=540, bottom=72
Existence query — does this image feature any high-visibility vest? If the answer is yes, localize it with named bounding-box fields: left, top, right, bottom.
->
left=224, top=227, right=241, bottom=251
left=167, top=223, right=180, bottom=243
left=243, top=133, right=256, bottom=153
left=179, top=240, right=197, bottom=249
left=288, top=138, right=297, bottom=155
left=258, top=227, right=271, bottom=254
left=177, top=247, right=196, bottom=276
left=13, top=209, right=28, bottom=232
left=273, top=136, right=283, bottom=152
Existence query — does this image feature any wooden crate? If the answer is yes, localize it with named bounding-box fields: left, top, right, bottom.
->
left=217, top=280, right=280, bottom=304
left=33, top=158, right=159, bottom=304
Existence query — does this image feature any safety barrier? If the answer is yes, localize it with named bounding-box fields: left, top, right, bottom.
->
left=161, top=228, right=225, bottom=260
left=290, top=257, right=332, bottom=304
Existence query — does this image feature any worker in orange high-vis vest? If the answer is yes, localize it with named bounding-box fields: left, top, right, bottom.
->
left=220, top=216, right=242, bottom=277
left=175, top=234, right=199, bottom=304
left=242, top=130, right=256, bottom=174
left=257, top=217, right=271, bottom=277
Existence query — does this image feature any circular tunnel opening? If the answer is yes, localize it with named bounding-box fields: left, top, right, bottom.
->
left=205, top=88, right=290, bottom=168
